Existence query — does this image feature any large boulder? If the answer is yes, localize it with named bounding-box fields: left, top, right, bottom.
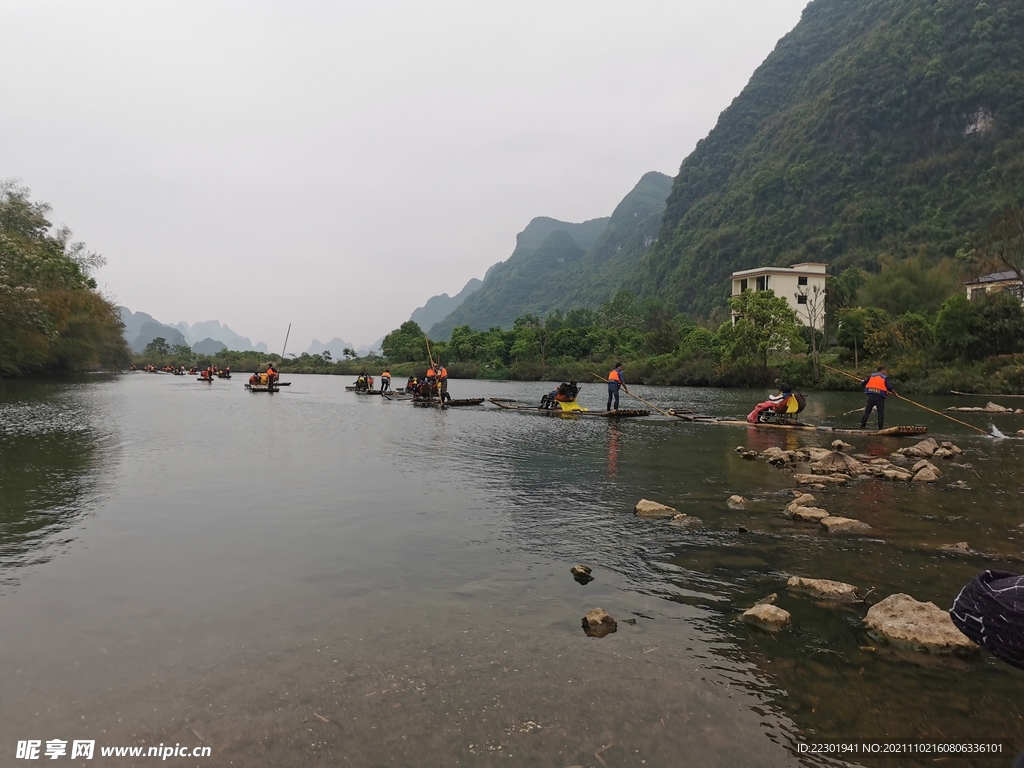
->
left=820, top=516, right=872, bottom=534
left=582, top=608, right=617, bottom=638
left=794, top=473, right=848, bottom=486
left=864, top=594, right=979, bottom=655
left=880, top=468, right=914, bottom=482
left=727, top=495, right=747, bottom=508
left=810, top=451, right=865, bottom=475
left=787, top=576, right=860, bottom=602
left=791, top=506, right=831, bottom=523
left=900, top=438, right=939, bottom=458
left=741, top=603, right=791, bottom=632
left=785, top=494, right=817, bottom=513
left=806, top=447, right=833, bottom=462
left=634, top=499, right=677, bottom=518
left=912, top=459, right=942, bottom=478
left=912, top=468, right=941, bottom=483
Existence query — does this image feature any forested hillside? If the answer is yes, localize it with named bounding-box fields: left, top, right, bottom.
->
left=633, top=0, right=1024, bottom=317
left=1, top=182, right=128, bottom=376
left=428, top=171, right=671, bottom=339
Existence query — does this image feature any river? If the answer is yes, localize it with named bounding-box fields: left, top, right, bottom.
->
left=1, top=373, right=1021, bottom=767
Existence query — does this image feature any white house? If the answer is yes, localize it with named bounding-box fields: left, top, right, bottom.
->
left=964, top=271, right=1024, bottom=302
left=729, top=262, right=827, bottom=327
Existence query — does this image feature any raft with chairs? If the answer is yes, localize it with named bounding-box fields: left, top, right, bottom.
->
left=245, top=382, right=279, bottom=393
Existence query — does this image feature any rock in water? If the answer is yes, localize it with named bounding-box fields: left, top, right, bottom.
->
left=634, top=499, right=677, bottom=518
left=727, top=494, right=747, bottom=508
left=787, top=576, right=859, bottom=602
left=830, top=440, right=853, bottom=451
left=794, top=473, right=847, bottom=486
left=806, top=447, right=833, bottom=462
left=912, top=459, right=943, bottom=478
left=754, top=593, right=778, bottom=605
left=810, top=451, right=865, bottom=475
left=582, top=608, right=617, bottom=638
left=785, top=494, right=817, bottom=513
left=819, top=516, right=872, bottom=534
left=791, top=506, right=830, bottom=523
left=571, top=565, right=594, bottom=584
left=864, top=594, right=979, bottom=655
left=741, top=603, right=791, bottom=632
left=901, top=438, right=939, bottom=458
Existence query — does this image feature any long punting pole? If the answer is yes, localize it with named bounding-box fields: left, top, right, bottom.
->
left=821, top=363, right=989, bottom=436
left=281, top=323, right=292, bottom=360
left=590, top=371, right=674, bottom=418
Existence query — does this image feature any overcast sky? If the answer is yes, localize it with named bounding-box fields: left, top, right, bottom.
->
left=1, top=0, right=808, bottom=351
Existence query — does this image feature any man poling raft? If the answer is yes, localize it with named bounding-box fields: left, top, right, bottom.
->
left=860, top=365, right=895, bottom=430
left=380, top=369, right=391, bottom=394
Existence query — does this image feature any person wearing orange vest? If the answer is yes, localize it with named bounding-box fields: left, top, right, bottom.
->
left=266, top=363, right=278, bottom=386
left=859, top=365, right=896, bottom=430
left=380, top=369, right=391, bottom=393
left=437, top=363, right=449, bottom=402
left=606, top=363, right=627, bottom=412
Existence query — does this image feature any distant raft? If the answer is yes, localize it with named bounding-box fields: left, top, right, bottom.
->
left=245, top=383, right=279, bottom=393
left=950, top=570, right=1024, bottom=670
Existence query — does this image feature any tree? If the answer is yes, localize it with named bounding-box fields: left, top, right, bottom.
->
left=718, top=290, right=803, bottom=378
left=798, top=284, right=826, bottom=380
left=381, top=321, right=426, bottom=363
left=145, top=337, right=170, bottom=356
left=984, top=207, right=1024, bottom=282
left=321, top=350, right=333, bottom=363
left=933, top=292, right=1024, bottom=361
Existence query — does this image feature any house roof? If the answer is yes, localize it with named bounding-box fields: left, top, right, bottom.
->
left=964, top=271, right=1021, bottom=285
left=730, top=265, right=827, bottom=279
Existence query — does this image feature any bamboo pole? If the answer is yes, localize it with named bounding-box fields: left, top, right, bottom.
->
left=590, top=371, right=674, bottom=418
left=821, top=363, right=990, bottom=435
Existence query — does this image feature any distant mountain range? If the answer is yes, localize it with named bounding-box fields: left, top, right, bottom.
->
left=422, top=171, right=672, bottom=339
left=405, top=0, right=1024, bottom=335
left=304, top=336, right=385, bottom=358
left=410, top=278, right=482, bottom=331
left=118, top=307, right=268, bottom=355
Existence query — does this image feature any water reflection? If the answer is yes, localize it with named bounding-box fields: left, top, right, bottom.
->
left=0, top=380, right=112, bottom=581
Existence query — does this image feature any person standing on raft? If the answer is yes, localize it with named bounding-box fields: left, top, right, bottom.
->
left=859, top=365, right=897, bottom=430
left=606, top=363, right=627, bottom=412
left=380, top=369, right=391, bottom=394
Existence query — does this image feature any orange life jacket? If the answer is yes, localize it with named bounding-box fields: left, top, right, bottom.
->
left=437, top=366, right=447, bottom=379
left=608, top=369, right=622, bottom=384
left=864, top=373, right=888, bottom=395
left=426, top=368, right=436, bottom=378
left=381, top=371, right=391, bottom=380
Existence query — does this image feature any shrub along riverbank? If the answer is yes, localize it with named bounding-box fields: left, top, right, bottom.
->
left=1, top=182, right=129, bottom=377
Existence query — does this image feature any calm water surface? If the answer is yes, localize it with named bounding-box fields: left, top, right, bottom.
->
left=1, top=374, right=1022, bottom=767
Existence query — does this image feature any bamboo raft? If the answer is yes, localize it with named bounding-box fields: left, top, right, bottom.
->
left=670, top=411, right=927, bottom=435
left=487, top=398, right=649, bottom=418
left=245, top=383, right=279, bottom=393
left=951, top=390, right=1024, bottom=398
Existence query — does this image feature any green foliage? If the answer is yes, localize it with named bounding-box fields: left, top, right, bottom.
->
left=381, top=321, right=426, bottom=363
left=933, top=291, right=1024, bottom=360
left=0, top=181, right=129, bottom=376
left=633, top=0, right=1024, bottom=317
left=428, top=173, right=673, bottom=339
left=856, top=255, right=961, bottom=316
left=719, top=290, right=804, bottom=375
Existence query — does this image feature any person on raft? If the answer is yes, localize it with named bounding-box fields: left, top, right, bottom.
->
left=606, top=364, right=626, bottom=412
left=859, top=365, right=897, bottom=430
left=266, top=363, right=278, bottom=386
left=542, top=381, right=580, bottom=410
left=436, top=363, right=449, bottom=402
left=405, top=374, right=418, bottom=393
left=380, top=369, right=391, bottom=393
